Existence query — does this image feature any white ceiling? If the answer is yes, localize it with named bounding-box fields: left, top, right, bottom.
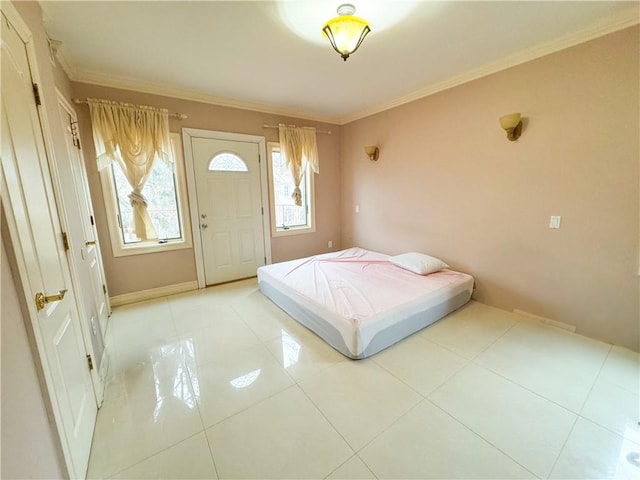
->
left=40, top=1, right=639, bottom=124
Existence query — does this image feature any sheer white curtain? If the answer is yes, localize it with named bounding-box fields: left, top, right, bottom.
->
left=278, top=124, right=319, bottom=206
left=87, top=98, right=172, bottom=241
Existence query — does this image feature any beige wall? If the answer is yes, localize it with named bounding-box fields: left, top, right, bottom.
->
left=2, top=229, right=66, bottom=479
left=69, top=83, right=343, bottom=296
left=341, top=26, right=640, bottom=350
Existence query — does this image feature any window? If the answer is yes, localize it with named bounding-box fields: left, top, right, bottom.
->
left=267, top=142, right=315, bottom=236
left=209, top=152, right=248, bottom=172
left=100, top=132, right=191, bottom=256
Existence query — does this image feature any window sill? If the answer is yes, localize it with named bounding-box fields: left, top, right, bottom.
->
left=271, top=225, right=316, bottom=238
left=111, top=238, right=192, bottom=257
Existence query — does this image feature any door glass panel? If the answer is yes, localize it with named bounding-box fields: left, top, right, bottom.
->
left=209, top=152, right=248, bottom=172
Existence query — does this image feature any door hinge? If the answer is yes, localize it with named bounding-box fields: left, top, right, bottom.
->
left=70, top=120, right=81, bottom=149
left=261, top=207, right=264, bottom=215
left=86, top=354, right=94, bottom=371
left=32, top=83, right=41, bottom=106
left=90, top=215, right=95, bottom=226
left=264, top=256, right=267, bottom=263
left=102, top=284, right=107, bottom=294
left=61, top=232, right=70, bottom=251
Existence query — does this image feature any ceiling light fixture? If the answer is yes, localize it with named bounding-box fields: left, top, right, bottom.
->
left=322, top=4, right=371, bottom=61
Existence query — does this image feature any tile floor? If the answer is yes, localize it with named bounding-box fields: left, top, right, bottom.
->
left=87, top=278, right=640, bottom=479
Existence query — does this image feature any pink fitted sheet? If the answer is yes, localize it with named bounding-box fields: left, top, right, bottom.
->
left=258, top=248, right=474, bottom=357
left=261, top=247, right=471, bottom=325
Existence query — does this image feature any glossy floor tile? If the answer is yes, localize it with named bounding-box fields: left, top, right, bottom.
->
left=299, top=359, right=422, bottom=450
left=88, top=363, right=203, bottom=478
left=88, top=279, right=640, bottom=479
left=359, top=400, right=535, bottom=479
left=580, top=377, right=640, bottom=443
left=206, top=386, right=352, bottom=479
left=550, top=417, right=640, bottom=479
left=264, top=327, right=347, bottom=382
left=418, top=300, right=519, bottom=359
left=326, top=455, right=376, bottom=479
left=474, top=320, right=609, bottom=412
left=188, top=343, right=294, bottom=427
left=429, top=363, right=577, bottom=478
left=111, top=433, right=217, bottom=479
left=373, top=334, right=468, bottom=396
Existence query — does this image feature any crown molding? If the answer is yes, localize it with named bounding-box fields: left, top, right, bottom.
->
left=62, top=5, right=638, bottom=127
left=338, top=6, right=640, bottom=124
left=54, top=49, right=76, bottom=80
left=71, top=69, right=342, bottom=125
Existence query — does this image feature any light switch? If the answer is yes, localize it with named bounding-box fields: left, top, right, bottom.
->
left=549, top=216, right=561, bottom=229
left=355, top=205, right=360, bottom=214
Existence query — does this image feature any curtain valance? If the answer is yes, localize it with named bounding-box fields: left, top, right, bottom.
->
left=87, top=98, right=172, bottom=171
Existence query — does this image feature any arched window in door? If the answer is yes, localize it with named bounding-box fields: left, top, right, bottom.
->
left=208, top=152, right=248, bottom=172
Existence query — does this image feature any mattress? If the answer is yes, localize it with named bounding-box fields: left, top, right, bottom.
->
left=257, top=247, right=474, bottom=359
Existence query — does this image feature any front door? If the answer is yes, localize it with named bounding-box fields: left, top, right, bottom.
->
left=1, top=11, right=97, bottom=478
left=191, top=137, right=266, bottom=285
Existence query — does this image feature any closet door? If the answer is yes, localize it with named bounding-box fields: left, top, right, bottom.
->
left=1, top=9, right=97, bottom=478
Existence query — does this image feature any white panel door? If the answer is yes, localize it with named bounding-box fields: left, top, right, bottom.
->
left=56, top=96, right=109, bottom=403
left=58, top=97, right=110, bottom=338
left=1, top=13, right=96, bottom=479
left=191, top=137, right=266, bottom=285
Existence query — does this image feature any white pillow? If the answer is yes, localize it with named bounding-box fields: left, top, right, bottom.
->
left=389, top=252, right=449, bottom=275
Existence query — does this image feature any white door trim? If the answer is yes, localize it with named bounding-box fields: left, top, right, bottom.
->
left=182, top=128, right=272, bottom=288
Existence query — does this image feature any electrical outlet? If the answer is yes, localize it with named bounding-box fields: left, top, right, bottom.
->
left=328, top=240, right=333, bottom=248
left=549, top=216, right=561, bottom=229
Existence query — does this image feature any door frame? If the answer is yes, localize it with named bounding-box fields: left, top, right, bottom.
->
left=1, top=2, right=97, bottom=477
left=182, top=128, right=272, bottom=288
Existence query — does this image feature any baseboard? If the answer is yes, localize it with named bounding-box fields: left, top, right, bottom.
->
left=109, top=281, right=198, bottom=307
left=513, top=308, right=577, bottom=332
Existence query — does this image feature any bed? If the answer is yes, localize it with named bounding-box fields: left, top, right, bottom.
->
left=257, top=247, right=474, bottom=359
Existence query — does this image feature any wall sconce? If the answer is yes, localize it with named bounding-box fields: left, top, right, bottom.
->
left=499, top=113, right=523, bottom=141
left=364, top=145, right=379, bottom=161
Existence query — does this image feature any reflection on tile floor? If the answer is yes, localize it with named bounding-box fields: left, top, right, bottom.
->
left=88, top=278, right=640, bottom=479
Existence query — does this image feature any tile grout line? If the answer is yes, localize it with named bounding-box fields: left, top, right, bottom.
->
left=348, top=396, right=426, bottom=457
left=545, top=343, right=637, bottom=476
left=370, top=355, right=435, bottom=399
left=576, top=343, right=613, bottom=413
left=295, top=366, right=359, bottom=450
left=105, top=430, right=208, bottom=479
left=471, top=330, right=616, bottom=413
left=322, top=452, right=378, bottom=480
left=182, top=354, right=220, bottom=479
left=545, top=413, right=580, bottom=478
left=425, top=361, right=579, bottom=477
left=425, top=398, right=542, bottom=479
